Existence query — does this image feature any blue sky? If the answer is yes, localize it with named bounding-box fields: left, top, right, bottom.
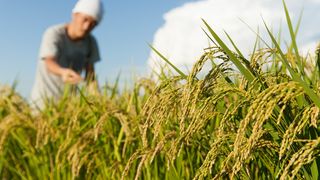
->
left=0, top=0, right=192, bottom=97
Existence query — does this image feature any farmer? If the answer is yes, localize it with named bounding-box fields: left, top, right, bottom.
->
left=30, top=0, right=104, bottom=110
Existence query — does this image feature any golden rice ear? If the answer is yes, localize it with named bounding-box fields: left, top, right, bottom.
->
left=3, top=1, right=320, bottom=179
left=86, top=80, right=101, bottom=96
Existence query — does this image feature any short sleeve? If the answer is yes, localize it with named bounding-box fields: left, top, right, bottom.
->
left=39, top=27, right=60, bottom=60
left=88, top=36, right=101, bottom=64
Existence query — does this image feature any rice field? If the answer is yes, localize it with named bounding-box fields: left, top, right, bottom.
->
left=1, top=2, right=320, bottom=179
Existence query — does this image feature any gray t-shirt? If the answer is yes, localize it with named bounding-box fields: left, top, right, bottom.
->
left=30, top=24, right=100, bottom=109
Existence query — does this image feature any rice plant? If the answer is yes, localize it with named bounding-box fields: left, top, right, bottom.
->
left=1, top=1, right=320, bottom=179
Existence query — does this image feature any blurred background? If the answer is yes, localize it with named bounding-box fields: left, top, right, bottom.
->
left=0, top=0, right=191, bottom=98
left=0, top=0, right=319, bottom=99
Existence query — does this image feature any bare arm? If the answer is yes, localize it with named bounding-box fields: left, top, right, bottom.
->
left=44, top=57, right=83, bottom=84
left=44, top=56, right=65, bottom=76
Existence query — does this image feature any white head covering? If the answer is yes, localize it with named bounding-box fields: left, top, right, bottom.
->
left=72, top=0, right=104, bottom=23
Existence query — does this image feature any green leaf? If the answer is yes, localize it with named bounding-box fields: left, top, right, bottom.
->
left=282, top=0, right=304, bottom=75
left=263, top=18, right=320, bottom=107
left=202, top=19, right=256, bottom=83
left=149, top=45, right=187, bottom=79
left=111, top=71, right=121, bottom=99
left=311, top=160, right=319, bottom=180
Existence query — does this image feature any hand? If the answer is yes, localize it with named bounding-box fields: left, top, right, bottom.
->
left=60, top=68, right=83, bottom=84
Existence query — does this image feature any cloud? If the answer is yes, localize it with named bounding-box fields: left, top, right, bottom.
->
left=148, top=0, right=320, bottom=72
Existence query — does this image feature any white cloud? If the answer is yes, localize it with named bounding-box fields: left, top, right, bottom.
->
left=148, top=0, right=320, bottom=72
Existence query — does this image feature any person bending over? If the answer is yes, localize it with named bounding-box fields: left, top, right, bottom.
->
left=31, top=0, right=104, bottom=110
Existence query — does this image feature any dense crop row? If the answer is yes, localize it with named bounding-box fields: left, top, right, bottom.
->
left=1, top=1, right=320, bottom=179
